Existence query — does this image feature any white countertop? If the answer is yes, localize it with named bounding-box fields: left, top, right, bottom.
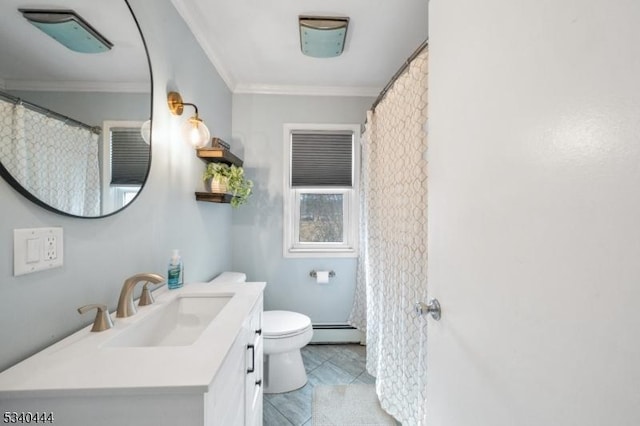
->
left=0, top=281, right=265, bottom=399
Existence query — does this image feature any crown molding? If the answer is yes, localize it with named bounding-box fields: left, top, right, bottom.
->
left=3, top=80, right=150, bottom=93
left=233, top=83, right=380, bottom=97
left=171, top=0, right=236, bottom=92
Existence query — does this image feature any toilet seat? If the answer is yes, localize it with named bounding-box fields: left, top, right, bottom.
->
left=263, top=311, right=312, bottom=338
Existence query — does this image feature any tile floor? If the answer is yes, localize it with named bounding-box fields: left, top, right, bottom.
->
left=263, top=343, right=376, bottom=426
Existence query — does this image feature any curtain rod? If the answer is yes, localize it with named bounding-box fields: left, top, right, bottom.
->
left=0, top=90, right=101, bottom=134
left=370, top=39, right=428, bottom=112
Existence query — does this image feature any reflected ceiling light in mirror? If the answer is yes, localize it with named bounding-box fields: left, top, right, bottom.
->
left=299, top=16, right=349, bottom=58
left=167, top=91, right=210, bottom=148
left=19, top=9, right=113, bottom=54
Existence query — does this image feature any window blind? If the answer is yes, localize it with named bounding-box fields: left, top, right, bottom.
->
left=291, top=131, right=353, bottom=187
left=110, top=127, right=150, bottom=185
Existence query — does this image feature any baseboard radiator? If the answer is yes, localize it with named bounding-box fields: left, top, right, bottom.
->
left=311, top=323, right=365, bottom=344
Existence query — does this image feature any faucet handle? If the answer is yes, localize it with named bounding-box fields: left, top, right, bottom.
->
left=138, top=282, right=156, bottom=307
left=78, top=304, right=114, bottom=332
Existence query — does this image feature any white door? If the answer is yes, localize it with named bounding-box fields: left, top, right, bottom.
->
left=426, top=0, right=640, bottom=425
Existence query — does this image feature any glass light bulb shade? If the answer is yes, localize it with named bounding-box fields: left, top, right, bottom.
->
left=182, top=116, right=210, bottom=148
left=140, top=120, right=151, bottom=144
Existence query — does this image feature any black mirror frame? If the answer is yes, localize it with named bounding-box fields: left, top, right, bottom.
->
left=0, top=0, right=154, bottom=219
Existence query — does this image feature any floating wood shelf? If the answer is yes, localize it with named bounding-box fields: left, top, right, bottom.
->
left=195, top=192, right=234, bottom=204
left=196, top=148, right=243, bottom=166
left=195, top=147, right=244, bottom=204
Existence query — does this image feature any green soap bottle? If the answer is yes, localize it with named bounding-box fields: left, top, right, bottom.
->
left=167, top=249, right=183, bottom=290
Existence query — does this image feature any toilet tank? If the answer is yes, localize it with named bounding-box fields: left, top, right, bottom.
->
left=210, top=272, right=247, bottom=284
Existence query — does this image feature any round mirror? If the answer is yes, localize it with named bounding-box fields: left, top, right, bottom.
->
left=0, top=0, right=152, bottom=218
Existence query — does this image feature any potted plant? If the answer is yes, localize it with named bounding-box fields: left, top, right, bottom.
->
left=202, top=163, right=253, bottom=207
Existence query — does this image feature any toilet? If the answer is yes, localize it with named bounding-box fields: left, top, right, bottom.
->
left=210, top=272, right=313, bottom=394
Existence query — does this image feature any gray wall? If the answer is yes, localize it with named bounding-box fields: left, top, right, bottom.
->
left=0, top=0, right=232, bottom=371
left=5, top=91, right=150, bottom=125
left=230, top=94, right=373, bottom=323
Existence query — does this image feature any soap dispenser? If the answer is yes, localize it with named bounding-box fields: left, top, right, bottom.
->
left=167, top=249, right=184, bottom=290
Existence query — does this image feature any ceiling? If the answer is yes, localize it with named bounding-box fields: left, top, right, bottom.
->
left=0, top=0, right=428, bottom=97
left=171, top=0, right=428, bottom=96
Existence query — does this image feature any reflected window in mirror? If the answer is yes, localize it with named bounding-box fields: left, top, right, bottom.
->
left=102, top=121, right=150, bottom=214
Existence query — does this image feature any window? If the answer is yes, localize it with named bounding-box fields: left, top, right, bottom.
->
left=101, top=121, right=149, bottom=213
left=283, top=124, right=360, bottom=257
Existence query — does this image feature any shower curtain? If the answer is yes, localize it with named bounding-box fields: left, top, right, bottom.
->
left=0, top=99, right=100, bottom=216
left=349, top=48, right=428, bottom=425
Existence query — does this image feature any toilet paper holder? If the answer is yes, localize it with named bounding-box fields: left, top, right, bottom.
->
left=309, top=270, right=335, bottom=278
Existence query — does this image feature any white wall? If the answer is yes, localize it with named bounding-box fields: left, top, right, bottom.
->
left=231, top=94, right=373, bottom=323
left=0, top=0, right=233, bottom=372
left=427, top=0, right=640, bottom=424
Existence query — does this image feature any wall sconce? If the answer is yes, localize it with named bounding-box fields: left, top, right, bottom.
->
left=167, top=91, right=210, bottom=148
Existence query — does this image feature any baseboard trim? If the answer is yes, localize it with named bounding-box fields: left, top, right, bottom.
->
left=311, top=324, right=364, bottom=344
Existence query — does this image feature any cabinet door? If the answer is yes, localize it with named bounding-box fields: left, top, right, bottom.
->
left=205, top=334, right=245, bottom=426
left=245, top=300, right=263, bottom=426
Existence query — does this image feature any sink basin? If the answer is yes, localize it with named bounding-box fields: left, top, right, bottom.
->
left=104, top=295, right=232, bottom=347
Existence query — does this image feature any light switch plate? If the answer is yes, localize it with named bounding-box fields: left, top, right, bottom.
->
left=14, top=227, right=64, bottom=276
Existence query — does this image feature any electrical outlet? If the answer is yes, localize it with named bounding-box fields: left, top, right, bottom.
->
left=14, top=227, right=64, bottom=276
left=46, top=236, right=57, bottom=260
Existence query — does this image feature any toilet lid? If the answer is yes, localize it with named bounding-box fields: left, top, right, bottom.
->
left=263, top=311, right=312, bottom=337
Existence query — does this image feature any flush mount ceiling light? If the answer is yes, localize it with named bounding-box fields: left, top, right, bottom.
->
left=299, top=16, right=349, bottom=58
left=167, top=91, right=211, bottom=148
left=19, top=9, right=113, bottom=54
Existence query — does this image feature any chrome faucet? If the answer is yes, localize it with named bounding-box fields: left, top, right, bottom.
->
left=116, top=273, right=165, bottom=318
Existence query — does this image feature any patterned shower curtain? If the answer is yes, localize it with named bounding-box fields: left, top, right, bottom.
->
left=0, top=99, right=100, bottom=216
left=349, top=48, right=428, bottom=425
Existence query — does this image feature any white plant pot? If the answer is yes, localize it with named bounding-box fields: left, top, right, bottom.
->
left=210, top=176, right=228, bottom=194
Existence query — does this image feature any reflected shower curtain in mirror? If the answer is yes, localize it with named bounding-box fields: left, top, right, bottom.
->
left=0, top=99, right=100, bottom=216
left=349, top=48, right=428, bottom=425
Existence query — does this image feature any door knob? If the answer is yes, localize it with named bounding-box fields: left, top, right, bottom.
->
left=415, top=299, right=441, bottom=321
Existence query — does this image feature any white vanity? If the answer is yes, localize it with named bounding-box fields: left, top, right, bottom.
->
left=0, top=281, right=265, bottom=426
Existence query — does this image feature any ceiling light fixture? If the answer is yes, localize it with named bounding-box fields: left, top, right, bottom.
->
left=299, top=16, right=349, bottom=58
left=19, top=9, right=113, bottom=54
left=167, top=91, right=211, bottom=148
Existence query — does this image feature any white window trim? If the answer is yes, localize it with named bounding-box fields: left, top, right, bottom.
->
left=283, top=123, right=360, bottom=258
